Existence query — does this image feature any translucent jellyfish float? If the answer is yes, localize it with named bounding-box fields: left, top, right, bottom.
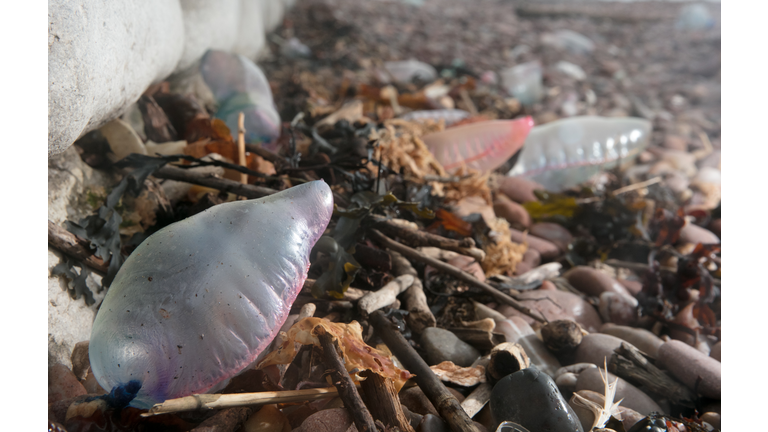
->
left=89, top=181, right=334, bottom=408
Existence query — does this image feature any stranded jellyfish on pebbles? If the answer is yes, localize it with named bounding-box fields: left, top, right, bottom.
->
left=89, top=181, right=334, bottom=408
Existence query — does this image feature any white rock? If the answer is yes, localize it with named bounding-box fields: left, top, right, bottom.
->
left=48, top=147, right=115, bottom=368
left=48, top=0, right=185, bottom=157
left=555, top=61, right=587, bottom=81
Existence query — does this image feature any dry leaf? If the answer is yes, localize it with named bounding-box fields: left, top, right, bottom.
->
left=429, top=361, right=486, bottom=386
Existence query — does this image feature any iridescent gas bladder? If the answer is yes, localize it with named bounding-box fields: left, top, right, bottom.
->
left=89, top=181, right=333, bottom=408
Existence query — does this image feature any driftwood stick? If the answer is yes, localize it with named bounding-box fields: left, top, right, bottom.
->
left=153, top=165, right=278, bottom=199
left=190, top=407, right=252, bottom=432
left=375, top=218, right=486, bottom=262
left=390, top=251, right=436, bottom=334
left=359, top=370, right=416, bottom=432
left=142, top=387, right=339, bottom=416
left=315, top=326, right=378, bottom=432
left=48, top=220, right=108, bottom=275
left=358, top=275, right=415, bottom=315
left=369, top=229, right=547, bottom=323
left=369, top=311, right=479, bottom=432
left=460, top=382, right=492, bottom=418
left=609, top=342, right=696, bottom=407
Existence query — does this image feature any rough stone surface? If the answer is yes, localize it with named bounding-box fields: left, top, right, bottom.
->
left=49, top=0, right=294, bottom=157
left=421, top=327, right=481, bottom=367
left=657, top=340, right=721, bottom=399
left=48, top=148, right=113, bottom=369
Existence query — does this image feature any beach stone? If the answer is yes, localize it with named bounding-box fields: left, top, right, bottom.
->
left=710, top=341, right=721, bottom=362
left=573, top=333, right=634, bottom=367
left=400, top=386, right=440, bottom=417
left=417, top=414, right=448, bottom=432
left=599, top=324, right=664, bottom=359
left=296, top=408, right=353, bottom=432
left=509, top=228, right=560, bottom=260
left=701, top=412, right=720, bottom=430
left=498, top=290, right=603, bottom=333
left=48, top=362, right=87, bottom=405
left=679, top=221, right=720, bottom=244
left=499, top=175, right=544, bottom=204
left=421, top=327, right=481, bottom=367
left=564, top=267, right=632, bottom=298
left=617, top=278, right=642, bottom=296
left=657, top=340, right=721, bottom=399
left=493, top=194, right=531, bottom=228
left=496, top=318, right=562, bottom=377
left=529, top=222, right=573, bottom=252
left=70, top=341, right=91, bottom=381
left=490, top=367, right=584, bottom=432
left=598, top=292, right=639, bottom=326
left=540, top=279, right=557, bottom=291
left=575, top=368, right=663, bottom=415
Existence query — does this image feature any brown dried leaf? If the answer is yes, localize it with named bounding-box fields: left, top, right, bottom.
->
left=259, top=317, right=412, bottom=392
left=429, top=361, right=486, bottom=386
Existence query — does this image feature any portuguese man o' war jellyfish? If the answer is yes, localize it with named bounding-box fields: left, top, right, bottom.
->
left=507, top=116, right=652, bottom=192
left=89, top=181, right=334, bottom=408
left=200, top=50, right=282, bottom=148
left=422, top=117, right=535, bottom=173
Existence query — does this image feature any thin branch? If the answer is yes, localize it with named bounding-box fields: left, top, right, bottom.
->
left=369, top=311, right=479, bottom=432
left=374, top=217, right=486, bottom=262
left=153, top=165, right=278, bottom=199
left=369, top=229, right=547, bottom=323
left=48, top=220, right=108, bottom=275
left=142, top=387, right=339, bottom=417
left=315, top=325, right=378, bottom=432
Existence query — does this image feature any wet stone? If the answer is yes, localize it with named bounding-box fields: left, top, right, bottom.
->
left=490, top=367, right=584, bottom=432
left=498, top=289, right=603, bottom=333
left=421, top=327, right=480, bottom=367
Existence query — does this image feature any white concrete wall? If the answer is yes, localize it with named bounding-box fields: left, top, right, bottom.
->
left=48, top=0, right=294, bottom=157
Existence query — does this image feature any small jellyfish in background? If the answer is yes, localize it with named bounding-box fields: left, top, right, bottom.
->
left=89, top=181, right=334, bottom=408
left=200, top=49, right=282, bottom=149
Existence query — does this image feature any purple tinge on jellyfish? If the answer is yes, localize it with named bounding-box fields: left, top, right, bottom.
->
left=200, top=49, right=282, bottom=148
left=507, top=116, right=652, bottom=192
left=89, top=181, right=334, bottom=409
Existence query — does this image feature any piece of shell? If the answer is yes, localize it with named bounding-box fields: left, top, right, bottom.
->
left=89, top=181, right=334, bottom=408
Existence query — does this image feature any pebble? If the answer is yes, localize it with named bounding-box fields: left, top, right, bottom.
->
left=599, top=323, right=664, bottom=359
left=490, top=367, right=584, bottom=432
left=657, top=340, right=721, bottom=399
left=575, top=368, right=663, bottom=415
left=400, top=386, right=440, bottom=417
left=498, top=176, right=543, bottom=203
left=296, top=408, right=353, bottom=432
left=70, top=341, right=91, bottom=380
left=508, top=228, right=561, bottom=260
left=573, top=333, right=635, bottom=367
left=421, top=327, right=481, bottom=367
left=701, top=412, right=720, bottom=430
left=529, top=222, right=573, bottom=253
left=616, top=279, right=642, bottom=296
left=417, top=414, right=448, bottom=432
left=48, top=362, right=87, bottom=404
left=493, top=194, right=531, bottom=228
left=662, top=135, right=688, bottom=151
left=497, top=289, right=603, bottom=332
left=710, top=341, right=721, bottom=362
left=679, top=221, right=720, bottom=244
left=598, top=292, right=639, bottom=326
left=513, top=249, right=541, bottom=276
left=564, top=266, right=632, bottom=298
left=539, top=279, right=557, bottom=291
left=496, top=317, right=562, bottom=378
left=243, top=404, right=291, bottom=432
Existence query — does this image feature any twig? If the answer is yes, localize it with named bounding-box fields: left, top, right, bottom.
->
left=358, top=275, right=415, bottom=315
left=142, top=387, right=340, bottom=416
left=374, top=218, right=486, bottom=262
left=460, top=382, right=492, bottom=418
left=609, top=343, right=696, bottom=407
left=369, top=229, right=547, bottom=323
left=48, top=220, right=108, bottom=275
left=421, top=174, right=473, bottom=183
left=315, top=325, right=378, bottom=432
left=359, top=370, right=416, bottom=432
left=576, top=177, right=662, bottom=204
left=369, top=311, right=479, bottom=432
left=153, top=165, right=278, bottom=199
left=237, top=112, right=247, bottom=185
left=390, top=251, right=437, bottom=334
